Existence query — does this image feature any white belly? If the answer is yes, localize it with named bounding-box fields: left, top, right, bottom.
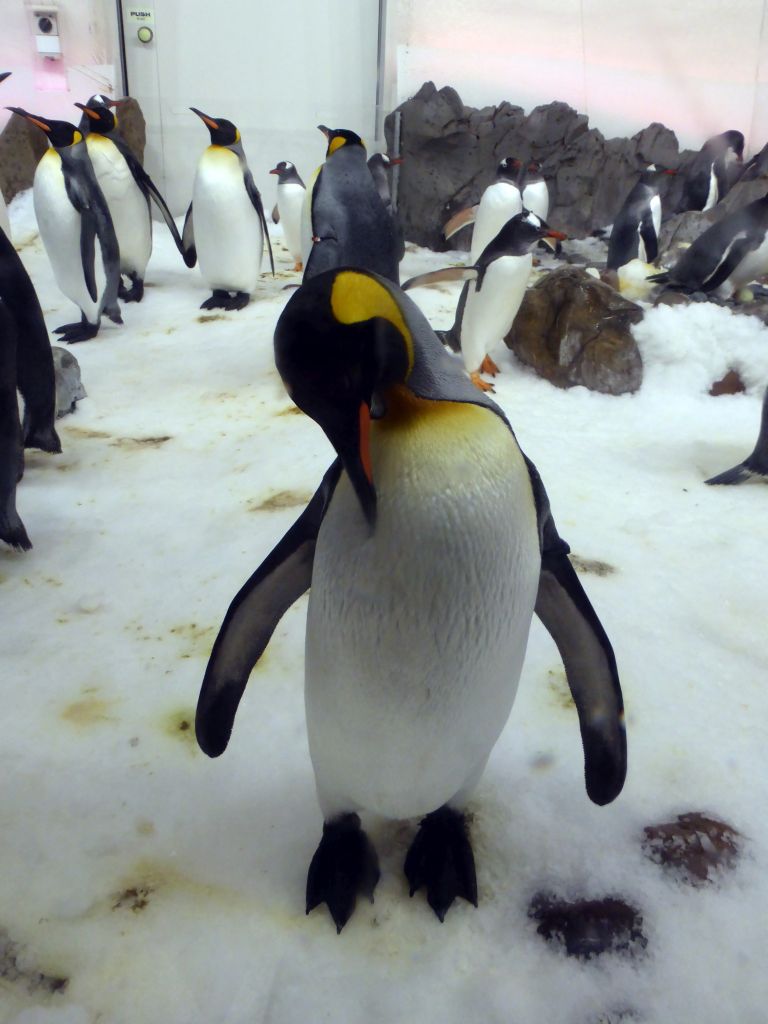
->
left=522, top=180, right=549, bottom=220
left=277, top=182, right=305, bottom=262
left=87, top=136, right=151, bottom=276
left=193, top=148, right=262, bottom=293
left=0, top=195, right=10, bottom=240
left=702, top=166, right=718, bottom=211
left=471, top=182, right=522, bottom=262
left=305, top=401, right=541, bottom=820
left=33, top=151, right=101, bottom=323
left=461, top=255, right=532, bottom=372
left=726, top=232, right=768, bottom=291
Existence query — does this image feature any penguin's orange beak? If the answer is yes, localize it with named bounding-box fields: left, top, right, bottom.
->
left=388, top=156, right=404, bottom=165
left=545, top=229, right=568, bottom=241
left=5, top=107, right=51, bottom=132
left=269, top=166, right=280, bottom=175
left=74, top=102, right=100, bottom=120
left=190, top=107, right=219, bottom=131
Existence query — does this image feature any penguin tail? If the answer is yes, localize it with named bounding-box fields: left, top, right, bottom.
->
left=0, top=507, right=32, bottom=551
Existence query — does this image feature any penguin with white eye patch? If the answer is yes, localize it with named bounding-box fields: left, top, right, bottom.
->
left=195, top=267, right=627, bottom=934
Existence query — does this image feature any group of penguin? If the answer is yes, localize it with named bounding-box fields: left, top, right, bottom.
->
left=2, top=79, right=766, bottom=935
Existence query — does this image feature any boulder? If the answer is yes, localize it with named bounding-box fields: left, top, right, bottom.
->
left=642, top=812, right=741, bottom=885
left=0, top=114, right=48, bottom=205
left=384, top=82, right=685, bottom=248
left=114, top=96, right=146, bottom=164
left=528, top=892, right=647, bottom=960
left=52, top=346, right=86, bottom=417
left=505, top=267, right=644, bottom=394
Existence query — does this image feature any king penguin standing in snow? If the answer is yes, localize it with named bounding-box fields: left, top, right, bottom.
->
left=304, top=127, right=400, bottom=284
left=185, top=108, right=273, bottom=310
left=8, top=108, right=122, bottom=343
left=76, top=99, right=194, bottom=301
left=195, top=268, right=627, bottom=932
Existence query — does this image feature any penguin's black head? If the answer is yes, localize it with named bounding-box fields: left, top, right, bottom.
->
left=722, top=130, right=745, bottom=160
left=269, top=160, right=292, bottom=180
left=275, top=268, right=412, bottom=525
left=496, top=156, right=522, bottom=181
left=5, top=108, right=83, bottom=148
left=318, top=126, right=365, bottom=156
left=0, top=72, right=11, bottom=86
left=190, top=107, right=240, bottom=146
left=75, top=101, right=116, bottom=135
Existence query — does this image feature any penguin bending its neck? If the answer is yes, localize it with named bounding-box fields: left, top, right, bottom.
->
left=195, top=267, right=627, bottom=932
left=7, top=108, right=122, bottom=343
left=185, top=107, right=273, bottom=311
left=303, top=126, right=400, bottom=284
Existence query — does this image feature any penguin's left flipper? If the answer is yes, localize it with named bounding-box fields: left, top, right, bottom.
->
left=114, top=141, right=192, bottom=264
left=243, top=169, right=275, bottom=276
left=78, top=209, right=98, bottom=303
left=639, top=208, right=659, bottom=264
left=401, top=267, right=479, bottom=291
left=701, top=233, right=760, bottom=292
left=182, top=203, right=197, bottom=268
left=526, top=458, right=627, bottom=806
left=196, top=459, right=342, bottom=758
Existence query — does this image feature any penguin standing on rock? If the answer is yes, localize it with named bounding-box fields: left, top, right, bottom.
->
left=304, top=126, right=400, bottom=284
left=195, top=267, right=626, bottom=933
left=648, top=192, right=768, bottom=298
left=269, top=161, right=305, bottom=272
left=607, top=166, right=675, bottom=271
left=8, top=108, right=121, bottom=343
left=681, top=130, right=744, bottom=212
left=76, top=100, right=193, bottom=301
left=185, top=108, right=273, bottom=310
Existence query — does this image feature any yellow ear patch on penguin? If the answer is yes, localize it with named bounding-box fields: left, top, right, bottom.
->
left=327, top=135, right=346, bottom=155
left=330, top=271, right=414, bottom=376
left=72, top=129, right=83, bottom=144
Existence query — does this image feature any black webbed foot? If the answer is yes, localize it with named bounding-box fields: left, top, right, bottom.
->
left=225, top=291, right=249, bottom=310
left=54, top=320, right=99, bottom=344
left=404, top=806, right=478, bottom=922
left=200, top=290, right=231, bottom=310
left=119, top=274, right=144, bottom=303
left=306, top=813, right=380, bottom=933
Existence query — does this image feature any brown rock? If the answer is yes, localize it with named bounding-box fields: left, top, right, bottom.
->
left=529, top=892, right=647, bottom=960
left=710, top=369, right=746, bottom=396
left=113, top=97, right=146, bottom=164
left=506, top=267, right=644, bottom=394
left=0, top=114, right=48, bottom=204
left=642, top=811, right=741, bottom=885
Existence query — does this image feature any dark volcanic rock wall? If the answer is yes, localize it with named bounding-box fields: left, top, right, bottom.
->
left=385, top=81, right=699, bottom=249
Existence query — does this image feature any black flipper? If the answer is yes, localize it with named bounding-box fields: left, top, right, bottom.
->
left=306, top=814, right=380, bottom=933
left=79, top=208, right=98, bottom=303
left=244, top=169, right=275, bottom=276
left=0, top=298, right=31, bottom=551
left=182, top=202, right=197, bottom=268
left=701, top=234, right=759, bottom=292
left=526, top=456, right=627, bottom=806
left=404, top=806, right=478, bottom=922
left=196, top=459, right=342, bottom=757
left=706, top=387, right=768, bottom=485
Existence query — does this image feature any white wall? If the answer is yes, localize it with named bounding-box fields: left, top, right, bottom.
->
left=388, top=0, right=768, bottom=154
left=0, top=0, right=119, bottom=131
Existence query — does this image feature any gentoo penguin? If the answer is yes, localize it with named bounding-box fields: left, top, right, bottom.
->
left=76, top=100, right=193, bottom=301
left=706, top=385, right=768, bottom=484
left=681, top=130, right=744, bottom=212
left=607, top=166, right=676, bottom=271
left=442, top=157, right=523, bottom=261
left=0, top=224, right=60, bottom=454
left=648, top=192, right=768, bottom=297
left=518, top=160, right=549, bottom=220
left=405, top=211, right=566, bottom=390
left=269, top=161, right=305, bottom=271
left=367, top=152, right=406, bottom=262
left=185, top=108, right=273, bottom=310
left=195, top=267, right=626, bottom=932
left=303, top=126, right=400, bottom=284
left=0, top=73, right=12, bottom=239
left=737, top=140, right=768, bottom=184
left=8, top=108, right=121, bottom=343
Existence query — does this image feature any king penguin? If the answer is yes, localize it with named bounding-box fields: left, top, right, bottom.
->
left=648, top=191, right=768, bottom=298
left=303, top=126, right=400, bottom=284
left=0, top=73, right=13, bottom=239
left=706, top=385, right=768, bottom=485
left=76, top=100, right=193, bottom=301
left=195, top=267, right=627, bottom=933
left=185, top=108, right=273, bottom=310
left=405, top=211, right=566, bottom=390
left=681, top=130, right=744, bottom=212
left=8, top=108, right=121, bottom=343
left=607, top=166, right=676, bottom=271
left=269, top=161, right=306, bottom=272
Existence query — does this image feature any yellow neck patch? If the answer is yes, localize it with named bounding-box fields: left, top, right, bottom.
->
left=327, top=135, right=346, bottom=155
left=330, top=271, right=414, bottom=376
left=72, top=129, right=83, bottom=145
left=375, top=384, right=487, bottom=434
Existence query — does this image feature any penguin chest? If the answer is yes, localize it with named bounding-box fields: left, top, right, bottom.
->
left=277, top=183, right=305, bottom=261
left=725, top=231, right=768, bottom=292
left=33, top=151, right=101, bottom=319
left=305, top=402, right=541, bottom=819
left=86, top=137, right=150, bottom=274
left=193, top=149, right=262, bottom=292
left=522, top=180, right=549, bottom=220
left=461, top=255, right=533, bottom=372
left=471, top=182, right=522, bottom=262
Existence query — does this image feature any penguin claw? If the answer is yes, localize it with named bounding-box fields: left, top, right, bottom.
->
left=479, top=355, right=500, bottom=377
left=305, top=813, right=380, bottom=933
left=470, top=371, right=495, bottom=393
left=404, top=806, right=478, bottom=922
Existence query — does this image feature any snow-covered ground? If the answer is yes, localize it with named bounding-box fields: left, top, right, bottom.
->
left=2, top=191, right=767, bottom=1024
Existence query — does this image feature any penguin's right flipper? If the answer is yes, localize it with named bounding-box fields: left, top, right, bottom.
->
left=639, top=207, right=659, bottom=263
left=244, top=169, right=275, bottom=276
left=700, top=234, right=760, bottom=292
left=78, top=210, right=98, bottom=303
left=402, top=267, right=479, bottom=291
left=526, top=457, right=627, bottom=807
left=442, top=205, right=478, bottom=240
left=196, top=459, right=342, bottom=757
left=182, top=203, right=197, bottom=268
